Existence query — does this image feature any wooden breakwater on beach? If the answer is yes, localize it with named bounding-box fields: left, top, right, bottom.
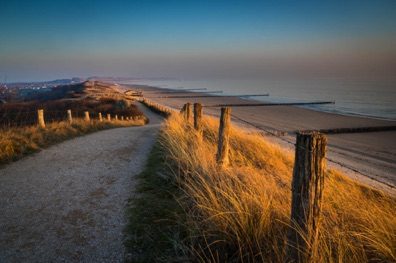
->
left=300, top=125, right=396, bottom=134
left=203, top=101, right=335, bottom=107
left=145, top=93, right=269, bottom=99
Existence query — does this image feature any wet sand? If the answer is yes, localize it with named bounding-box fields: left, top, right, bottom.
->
left=120, top=85, right=396, bottom=195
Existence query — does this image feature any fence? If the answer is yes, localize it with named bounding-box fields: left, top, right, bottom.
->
left=141, top=98, right=177, bottom=117
left=176, top=102, right=396, bottom=262
left=0, top=109, right=142, bottom=128
left=129, top=98, right=396, bottom=194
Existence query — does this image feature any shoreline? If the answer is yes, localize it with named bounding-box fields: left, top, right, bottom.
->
left=246, top=96, right=396, bottom=122
left=123, top=78, right=396, bottom=121
left=299, top=104, right=396, bottom=122
left=118, top=84, right=396, bottom=195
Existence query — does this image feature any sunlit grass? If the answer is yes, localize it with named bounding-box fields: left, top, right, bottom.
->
left=0, top=117, right=147, bottom=165
left=160, top=113, right=396, bottom=262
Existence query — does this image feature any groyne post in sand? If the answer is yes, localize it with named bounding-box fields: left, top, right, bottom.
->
left=286, top=132, right=327, bottom=262
left=84, top=111, right=90, bottom=122
left=98, top=112, right=103, bottom=122
left=216, top=107, right=231, bottom=168
left=67, top=110, right=72, bottom=124
left=194, top=103, right=203, bottom=135
left=37, top=109, right=45, bottom=128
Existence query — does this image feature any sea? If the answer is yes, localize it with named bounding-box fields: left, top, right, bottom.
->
left=127, top=77, right=396, bottom=121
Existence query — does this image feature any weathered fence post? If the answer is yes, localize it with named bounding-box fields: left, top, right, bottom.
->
left=216, top=107, right=231, bottom=167
left=37, top=109, right=45, bottom=128
left=115, top=115, right=118, bottom=121
left=121, top=116, right=124, bottom=121
left=107, top=114, right=111, bottom=122
left=186, top=103, right=192, bottom=121
left=194, top=103, right=203, bottom=135
left=84, top=111, right=90, bottom=122
left=181, top=103, right=192, bottom=122
left=98, top=112, right=103, bottom=122
left=67, top=109, right=73, bottom=124
left=286, top=132, right=327, bottom=262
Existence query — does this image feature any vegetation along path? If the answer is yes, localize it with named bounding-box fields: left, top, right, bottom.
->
left=0, top=104, right=163, bottom=262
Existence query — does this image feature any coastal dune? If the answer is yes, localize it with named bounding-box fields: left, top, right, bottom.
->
left=124, top=85, right=396, bottom=195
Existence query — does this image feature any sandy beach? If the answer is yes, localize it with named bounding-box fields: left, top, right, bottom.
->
left=120, top=85, right=396, bottom=195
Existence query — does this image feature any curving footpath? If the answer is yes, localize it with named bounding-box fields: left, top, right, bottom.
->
left=0, top=103, right=163, bottom=262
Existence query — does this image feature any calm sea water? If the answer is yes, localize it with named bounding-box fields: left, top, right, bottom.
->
left=129, top=77, right=396, bottom=121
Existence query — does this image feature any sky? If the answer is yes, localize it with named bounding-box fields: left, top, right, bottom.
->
left=1, top=0, right=396, bottom=82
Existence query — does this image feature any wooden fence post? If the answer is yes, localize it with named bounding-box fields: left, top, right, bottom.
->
left=216, top=107, right=231, bottom=167
left=99, top=112, right=103, bottom=122
left=186, top=103, right=192, bottom=121
left=181, top=103, right=192, bottom=122
left=115, top=115, right=118, bottom=121
left=67, top=109, right=72, bottom=124
left=37, top=109, right=45, bottom=128
left=107, top=114, right=111, bottom=122
left=194, top=103, right=203, bottom=135
left=84, top=111, right=90, bottom=122
left=121, top=116, right=124, bottom=121
left=286, top=132, right=327, bottom=262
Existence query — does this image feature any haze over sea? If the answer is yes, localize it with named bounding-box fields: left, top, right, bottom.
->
left=130, top=77, right=396, bottom=121
left=2, top=1, right=396, bottom=122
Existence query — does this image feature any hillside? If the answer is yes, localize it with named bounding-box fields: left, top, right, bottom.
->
left=0, top=81, right=143, bottom=126
left=18, top=81, right=120, bottom=102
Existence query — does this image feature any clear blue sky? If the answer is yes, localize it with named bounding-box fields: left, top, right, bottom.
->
left=1, top=0, right=396, bottom=82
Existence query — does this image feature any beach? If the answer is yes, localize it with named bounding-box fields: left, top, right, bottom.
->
left=120, top=85, right=396, bottom=195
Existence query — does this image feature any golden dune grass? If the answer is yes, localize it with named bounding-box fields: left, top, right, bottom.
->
left=160, top=113, right=396, bottom=262
left=0, top=118, right=146, bottom=165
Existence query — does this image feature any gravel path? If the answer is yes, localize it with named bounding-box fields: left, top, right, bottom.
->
left=0, top=103, right=163, bottom=262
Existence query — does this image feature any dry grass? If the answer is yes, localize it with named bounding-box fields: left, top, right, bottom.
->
left=0, top=117, right=147, bottom=165
left=160, top=113, right=396, bottom=262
